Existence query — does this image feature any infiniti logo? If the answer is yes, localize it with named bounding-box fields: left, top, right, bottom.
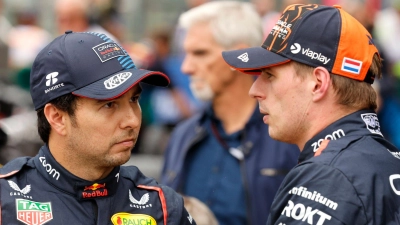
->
left=45, top=72, right=59, bottom=86
left=104, top=72, right=132, bottom=89
left=290, top=43, right=301, bottom=54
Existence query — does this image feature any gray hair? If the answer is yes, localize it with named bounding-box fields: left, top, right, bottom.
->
left=179, top=1, right=263, bottom=49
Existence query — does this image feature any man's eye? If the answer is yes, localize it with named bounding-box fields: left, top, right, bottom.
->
left=104, top=102, right=115, bottom=108
left=130, top=96, right=140, bottom=103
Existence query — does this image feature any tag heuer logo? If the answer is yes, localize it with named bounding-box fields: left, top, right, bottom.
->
left=16, top=199, right=53, bottom=225
left=237, top=52, right=249, bottom=62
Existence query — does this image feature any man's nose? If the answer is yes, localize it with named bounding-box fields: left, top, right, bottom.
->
left=181, top=55, right=195, bottom=76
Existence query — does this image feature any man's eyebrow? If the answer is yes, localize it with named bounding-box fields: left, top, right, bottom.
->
left=261, top=68, right=272, bottom=73
left=95, top=86, right=143, bottom=104
left=133, top=86, right=143, bottom=95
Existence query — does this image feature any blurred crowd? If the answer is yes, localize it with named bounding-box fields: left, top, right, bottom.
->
left=0, top=0, right=400, bottom=165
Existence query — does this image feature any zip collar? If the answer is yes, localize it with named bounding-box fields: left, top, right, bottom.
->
left=34, top=145, right=120, bottom=200
left=300, top=110, right=382, bottom=163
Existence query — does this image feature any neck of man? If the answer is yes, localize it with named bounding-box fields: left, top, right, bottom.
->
left=48, top=139, right=114, bottom=181
left=297, top=103, right=359, bottom=151
left=212, top=74, right=257, bottom=134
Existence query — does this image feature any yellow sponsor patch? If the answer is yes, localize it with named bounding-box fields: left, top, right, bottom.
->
left=111, top=213, right=157, bottom=225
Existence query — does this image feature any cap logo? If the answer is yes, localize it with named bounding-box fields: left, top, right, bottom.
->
left=104, top=72, right=132, bottom=89
left=291, top=43, right=331, bottom=65
left=263, top=4, right=319, bottom=53
left=45, top=72, right=58, bottom=86
left=237, top=52, right=249, bottom=62
left=341, top=57, right=362, bottom=74
left=92, top=42, right=126, bottom=63
left=290, top=43, right=301, bottom=54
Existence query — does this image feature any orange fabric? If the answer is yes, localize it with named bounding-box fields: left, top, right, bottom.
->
left=331, top=8, right=379, bottom=81
left=314, top=139, right=330, bottom=157
left=137, top=185, right=168, bottom=225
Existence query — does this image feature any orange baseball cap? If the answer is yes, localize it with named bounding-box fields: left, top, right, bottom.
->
left=222, top=4, right=379, bottom=84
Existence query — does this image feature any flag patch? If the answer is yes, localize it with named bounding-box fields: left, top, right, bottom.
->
left=341, top=57, right=362, bottom=74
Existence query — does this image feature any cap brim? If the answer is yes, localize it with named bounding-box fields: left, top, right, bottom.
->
left=222, top=47, right=291, bottom=75
left=72, top=69, right=169, bottom=100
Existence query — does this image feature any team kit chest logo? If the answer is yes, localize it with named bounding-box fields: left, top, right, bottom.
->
left=82, top=183, right=108, bottom=198
left=280, top=186, right=338, bottom=224
left=15, top=199, right=53, bottom=225
left=93, top=42, right=126, bottom=62
left=129, top=190, right=152, bottom=208
left=8, top=181, right=33, bottom=199
left=111, top=213, right=156, bottom=225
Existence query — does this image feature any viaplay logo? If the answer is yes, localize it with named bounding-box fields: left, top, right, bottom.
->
left=290, top=43, right=331, bottom=65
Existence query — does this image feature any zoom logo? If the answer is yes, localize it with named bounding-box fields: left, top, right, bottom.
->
left=290, top=43, right=301, bottom=54
left=39, top=156, right=60, bottom=180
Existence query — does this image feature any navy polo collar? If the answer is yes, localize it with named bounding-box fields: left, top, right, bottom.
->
left=33, top=145, right=120, bottom=200
left=300, top=110, right=383, bottom=163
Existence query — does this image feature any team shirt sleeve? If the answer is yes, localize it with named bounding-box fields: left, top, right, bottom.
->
left=267, top=163, right=368, bottom=225
left=180, top=206, right=197, bottom=225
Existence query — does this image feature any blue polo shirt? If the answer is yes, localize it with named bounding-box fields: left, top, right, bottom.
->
left=182, top=109, right=246, bottom=225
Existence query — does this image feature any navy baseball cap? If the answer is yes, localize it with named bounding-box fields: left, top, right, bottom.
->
left=222, top=4, right=379, bottom=84
left=30, top=31, right=170, bottom=110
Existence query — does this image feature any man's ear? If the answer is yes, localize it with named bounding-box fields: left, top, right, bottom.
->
left=43, top=104, right=67, bottom=136
left=311, top=66, right=331, bottom=102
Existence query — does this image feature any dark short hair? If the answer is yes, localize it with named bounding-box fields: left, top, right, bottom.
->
left=37, top=94, right=78, bottom=143
left=292, top=53, right=382, bottom=111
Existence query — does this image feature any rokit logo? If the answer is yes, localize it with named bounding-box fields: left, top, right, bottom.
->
left=311, top=129, right=345, bottom=152
left=281, top=200, right=332, bottom=224
left=44, top=72, right=64, bottom=94
left=39, top=157, right=60, bottom=180
left=290, top=43, right=331, bottom=65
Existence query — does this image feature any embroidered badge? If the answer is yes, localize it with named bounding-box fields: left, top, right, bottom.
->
left=16, top=199, right=53, bottom=225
